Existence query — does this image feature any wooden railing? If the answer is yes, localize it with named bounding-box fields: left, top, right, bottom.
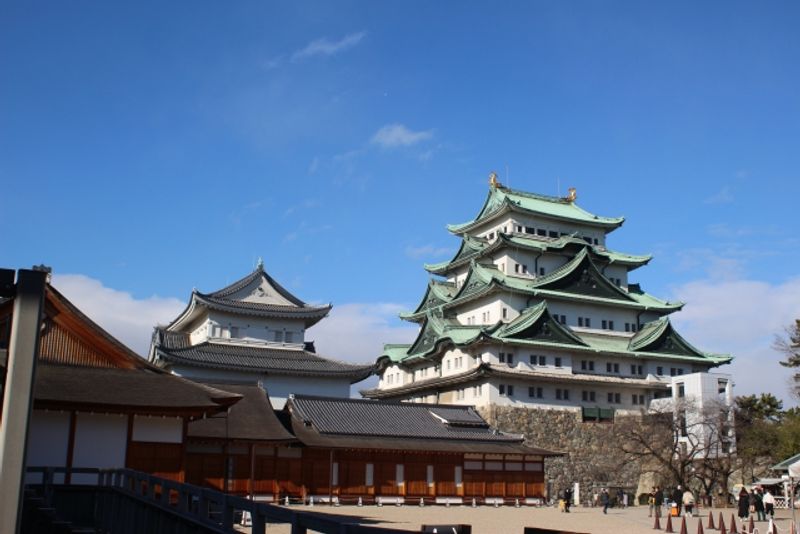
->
left=26, top=467, right=417, bottom=534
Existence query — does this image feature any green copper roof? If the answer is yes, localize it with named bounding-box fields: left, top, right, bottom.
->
left=380, top=304, right=730, bottom=367
left=380, top=344, right=413, bottom=363
left=494, top=302, right=588, bottom=346
left=404, top=252, right=681, bottom=322
left=402, top=279, right=459, bottom=319
left=443, top=253, right=681, bottom=313
left=447, top=185, right=625, bottom=235
left=425, top=233, right=651, bottom=275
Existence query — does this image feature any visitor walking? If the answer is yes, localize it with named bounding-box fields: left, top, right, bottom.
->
left=682, top=488, right=695, bottom=517
left=654, top=486, right=664, bottom=518
left=563, top=487, right=572, bottom=513
left=738, top=487, right=750, bottom=523
left=600, top=488, right=610, bottom=514
left=648, top=487, right=656, bottom=517
left=763, top=489, right=775, bottom=519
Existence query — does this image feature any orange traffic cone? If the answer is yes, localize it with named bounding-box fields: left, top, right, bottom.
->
left=747, top=516, right=754, bottom=533
left=654, top=513, right=662, bottom=530
left=665, top=514, right=674, bottom=533
left=707, top=512, right=716, bottom=529
left=679, top=516, right=688, bottom=534
left=696, top=520, right=705, bottom=534
left=729, top=514, right=737, bottom=534
left=719, top=514, right=726, bottom=534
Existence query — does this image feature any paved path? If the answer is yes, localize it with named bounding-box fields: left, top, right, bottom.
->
left=240, top=504, right=800, bottom=534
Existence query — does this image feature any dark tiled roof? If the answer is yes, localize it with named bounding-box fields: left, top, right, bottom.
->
left=188, top=383, right=296, bottom=442
left=191, top=266, right=332, bottom=323
left=155, top=340, right=374, bottom=381
left=290, top=395, right=516, bottom=442
left=286, top=395, right=558, bottom=455
left=194, top=294, right=331, bottom=318
left=33, top=363, right=241, bottom=415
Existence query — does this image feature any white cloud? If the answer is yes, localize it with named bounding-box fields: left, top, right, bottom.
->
left=704, top=185, right=734, bottom=204
left=371, top=124, right=434, bottom=148
left=405, top=244, right=454, bottom=259
left=306, top=302, right=417, bottom=365
left=669, top=276, right=800, bottom=405
left=51, top=274, right=185, bottom=358
left=291, top=31, right=366, bottom=62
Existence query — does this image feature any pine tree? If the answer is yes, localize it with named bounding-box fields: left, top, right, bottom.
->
left=776, top=319, right=800, bottom=392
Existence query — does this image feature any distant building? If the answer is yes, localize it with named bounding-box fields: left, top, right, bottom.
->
left=650, top=372, right=736, bottom=458
left=363, top=175, right=733, bottom=422
left=149, top=262, right=373, bottom=407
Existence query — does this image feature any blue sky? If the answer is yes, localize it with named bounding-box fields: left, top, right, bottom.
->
left=2, top=2, right=800, bottom=402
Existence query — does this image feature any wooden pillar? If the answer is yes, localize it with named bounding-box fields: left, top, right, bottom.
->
left=249, top=444, right=255, bottom=500
left=64, top=411, right=77, bottom=484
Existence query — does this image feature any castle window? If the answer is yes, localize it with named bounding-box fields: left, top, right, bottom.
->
left=515, top=225, right=523, bottom=232
left=285, top=331, right=293, bottom=343
left=549, top=231, right=559, bottom=238
left=556, top=389, right=569, bottom=400
left=608, top=320, right=614, bottom=330
left=525, top=227, right=536, bottom=234
left=539, top=267, right=545, bottom=276
left=678, top=384, right=685, bottom=398
left=657, top=366, right=663, bottom=375
left=274, top=330, right=283, bottom=342
left=582, top=390, right=596, bottom=402
left=554, top=357, right=562, bottom=368
left=538, top=355, right=546, bottom=366
left=499, top=384, right=505, bottom=395
left=578, top=317, right=584, bottom=327
left=528, top=386, right=543, bottom=399
left=537, top=229, right=546, bottom=237
left=229, top=326, right=239, bottom=338
left=624, top=323, right=630, bottom=332
left=502, top=308, right=508, bottom=319
left=487, top=232, right=495, bottom=240
left=602, top=320, right=607, bottom=329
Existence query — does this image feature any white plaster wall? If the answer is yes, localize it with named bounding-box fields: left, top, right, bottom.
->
left=441, top=347, right=474, bottom=377
left=265, top=376, right=351, bottom=409
left=72, top=413, right=127, bottom=483
left=206, top=311, right=306, bottom=345
left=380, top=364, right=410, bottom=387
left=25, top=410, right=70, bottom=483
left=132, top=415, right=183, bottom=443
left=546, top=301, right=640, bottom=332
left=603, top=265, right=629, bottom=289
left=455, top=296, right=504, bottom=325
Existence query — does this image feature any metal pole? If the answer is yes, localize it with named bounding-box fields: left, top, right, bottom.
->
left=0, top=269, right=47, bottom=534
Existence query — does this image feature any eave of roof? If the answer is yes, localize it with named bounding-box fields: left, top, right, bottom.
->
left=362, top=363, right=673, bottom=400
left=425, top=233, right=651, bottom=275
left=155, top=342, right=374, bottom=382
left=32, top=363, right=241, bottom=416
left=447, top=186, right=624, bottom=235
left=187, top=383, right=297, bottom=442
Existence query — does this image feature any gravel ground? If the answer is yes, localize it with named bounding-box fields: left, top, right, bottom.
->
left=237, top=504, right=800, bottom=534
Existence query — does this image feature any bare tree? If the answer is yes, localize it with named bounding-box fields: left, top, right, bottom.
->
left=619, top=398, right=736, bottom=502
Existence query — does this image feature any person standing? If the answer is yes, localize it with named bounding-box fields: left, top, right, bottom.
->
left=648, top=487, right=656, bottom=517
left=601, top=488, right=610, bottom=514
left=754, top=489, right=766, bottom=521
left=654, top=486, right=664, bottom=518
left=563, top=487, right=573, bottom=513
left=763, top=489, right=775, bottom=519
left=682, top=488, right=696, bottom=517
left=672, top=486, right=683, bottom=516
left=738, top=488, right=750, bottom=522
